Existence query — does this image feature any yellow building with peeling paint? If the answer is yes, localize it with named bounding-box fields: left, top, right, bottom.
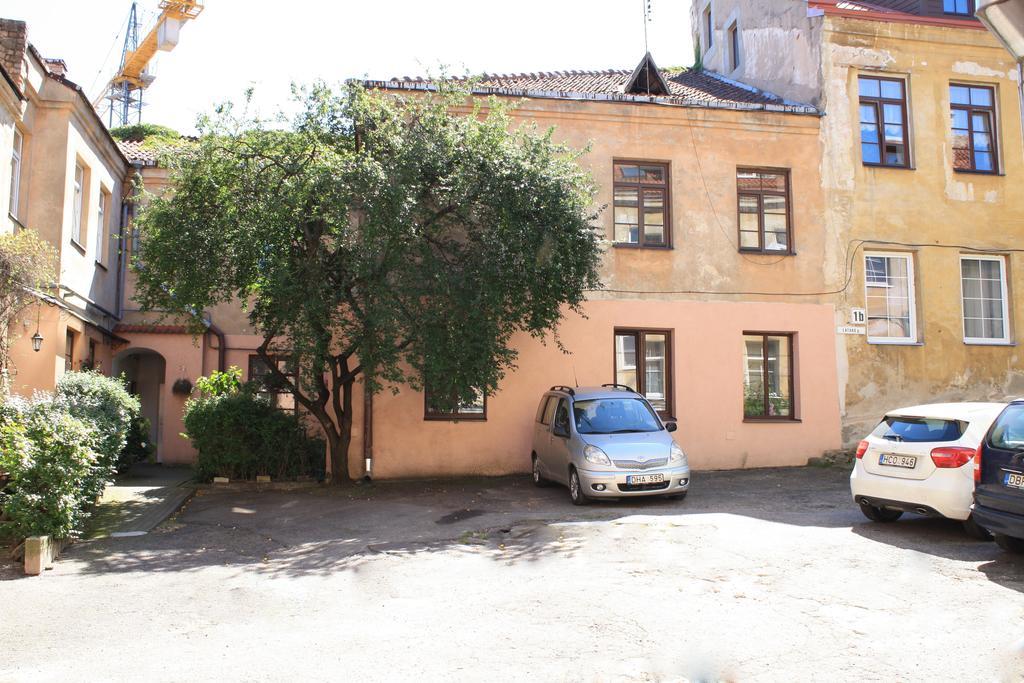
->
left=701, top=0, right=1024, bottom=443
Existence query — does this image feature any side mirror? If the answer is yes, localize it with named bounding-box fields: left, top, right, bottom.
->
left=665, top=422, right=678, bottom=433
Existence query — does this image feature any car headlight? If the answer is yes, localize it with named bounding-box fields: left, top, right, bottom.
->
left=670, top=442, right=687, bottom=464
left=583, top=445, right=611, bottom=466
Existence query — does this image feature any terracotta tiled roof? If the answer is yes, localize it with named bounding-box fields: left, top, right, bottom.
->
left=114, top=323, right=191, bottom=335
left=117, top=137, right=196, bottom=165
left=369, top=67, right=819, bottom=115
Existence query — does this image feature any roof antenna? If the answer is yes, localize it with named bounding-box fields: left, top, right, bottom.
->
left=573, top=365, right=579, bottom=388
left=642, top=0, right=652, bottom=55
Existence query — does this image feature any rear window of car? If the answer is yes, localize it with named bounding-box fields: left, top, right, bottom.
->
left=989, top=404, right=1024, bottom=450
left=871, top=416, right=965, bottom=443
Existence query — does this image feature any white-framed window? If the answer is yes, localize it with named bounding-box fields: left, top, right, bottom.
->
left=9, top=128, right=22, bottom=217
left=95, top=187, right=110, bottom=265
left=960, top=255, right=1010, bottom=344
left=864, top=252, right=917, bottom=343
left=72, top=163, right=85, bottom=245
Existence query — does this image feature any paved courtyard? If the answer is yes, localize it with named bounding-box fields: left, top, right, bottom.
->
left=3, top=466, right=1023, bottom=682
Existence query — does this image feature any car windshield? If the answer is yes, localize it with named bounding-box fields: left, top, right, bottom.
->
left=871, top=416, right=965, bottom=443
left=989, top=405, right=1024, bottom=450
left=573, top=398, right=662, bottom=434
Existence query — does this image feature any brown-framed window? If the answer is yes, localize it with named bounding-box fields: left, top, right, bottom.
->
left=248, top=354, right=297, bottom=413
left=743, top=333, right=795, bottom=420
left=424, top=387, right=486, bottom=421
left=858, top=76, right=910, bottom=168
left=614, top=328, right=673, bottom=418
left=737, top=168, right=791, bottom=253
left=950, top=84, right=998, bottom=174
left=943, top=0, right=974, bottom=15
left=64, top=330, right=75, bottom=372
left=613, top=161, right=670, bottom=248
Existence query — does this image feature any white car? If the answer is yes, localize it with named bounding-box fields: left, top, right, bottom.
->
left=850, top=402, right=1006, bottom=539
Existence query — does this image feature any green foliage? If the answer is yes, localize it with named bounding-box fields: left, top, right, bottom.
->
left=132, top=79, right=603, bottom=480
left=0, top=229, right=56, bottom=385
left=55, top=371, right=142, bottom=483
left=110, top=123, right=182, bottom=144
left=0, top=396, right=100, bottom=539
left=183, top=375, right=323, bottom=481
left=194, top=366, right=243, bottom=397
left=121, top=414, right=155, bottom=469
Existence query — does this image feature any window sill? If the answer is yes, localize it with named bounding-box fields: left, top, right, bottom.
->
left=94, top=260, right=108, bottom=272
left=743, top=417, right=802, bottom=424
left=953, top=168, right=1003, bottom=177
left=739, top=248, right=795, bottom=257
left=862, top=163, right=915, bottom=171
left=423, top=415, right=487, bottom=423
left=612, top=242, right=672, bottom=251
left=964, top=339, right=1016, bottom=347
left=866, top=340, right=924, bottom=346
left=70, top=239, right=86, bottom=255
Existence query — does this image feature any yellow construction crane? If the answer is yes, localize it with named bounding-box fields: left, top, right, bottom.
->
left=94, top=1, right=204, bottom=127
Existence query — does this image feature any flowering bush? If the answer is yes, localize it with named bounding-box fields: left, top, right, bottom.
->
left=0, top=372, right=142, bottom=543
left=0, top=397, right=99, bottom=540
left=55, top=371, right=142, bottom=482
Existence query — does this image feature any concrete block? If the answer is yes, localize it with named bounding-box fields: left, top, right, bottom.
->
left=213, top=476, right=229, bottom=484
left=24, top=535, right=51, bottom=576
left=256, top=475, right=271, bottom=483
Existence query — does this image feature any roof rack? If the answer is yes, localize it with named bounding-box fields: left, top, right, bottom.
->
left=601, top=383, right=635, bottom=393
left=549, top=385, right=576, bottom=396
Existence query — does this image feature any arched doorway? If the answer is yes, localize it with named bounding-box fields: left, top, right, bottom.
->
left=113, top=348, right=167, bottom=462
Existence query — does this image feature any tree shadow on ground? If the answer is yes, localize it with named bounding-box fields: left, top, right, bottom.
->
left=23, top=466, right=1024, bottom=588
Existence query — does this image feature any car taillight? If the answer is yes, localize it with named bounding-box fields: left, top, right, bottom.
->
left=973, top=444, right=983, bottom=483
left=855, top=440, right=869, bottom=459
left=930, top=446, right=976, bottom=469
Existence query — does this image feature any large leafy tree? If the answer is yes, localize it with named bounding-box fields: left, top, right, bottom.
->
left=133, top=82, right=602, bottom=482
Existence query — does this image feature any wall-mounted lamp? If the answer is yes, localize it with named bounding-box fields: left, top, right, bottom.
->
left=31, top=303, right=42, bottom=352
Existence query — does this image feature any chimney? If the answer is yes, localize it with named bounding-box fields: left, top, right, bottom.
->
left=0, top=19, right=27, bottom=90
left=43, top=57, right=67, bottom=77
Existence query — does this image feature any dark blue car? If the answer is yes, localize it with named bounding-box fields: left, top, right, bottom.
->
left=973, top=399, right=1024, bottom=553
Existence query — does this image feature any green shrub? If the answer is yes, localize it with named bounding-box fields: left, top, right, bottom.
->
left=184, top=373, right=322, bottom=482
left=55, top=371, right=142, bottom=487
left=121, top=414, right=155, bottom=470
left=109, top=123, right=181, bottom=143
left=0, top=397, right=100, bottom=539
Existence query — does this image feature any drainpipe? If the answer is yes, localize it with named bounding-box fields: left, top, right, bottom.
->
left=206, top=320, right=227, bottom=373
left=362, top=386, right=373, bottom=481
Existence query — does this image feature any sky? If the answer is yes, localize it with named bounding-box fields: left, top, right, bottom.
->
left=5, top=0, right=695, bottom=134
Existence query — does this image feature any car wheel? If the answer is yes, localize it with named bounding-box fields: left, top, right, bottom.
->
left=993, top=533, right=1024, bottom=553
left=531, top=455, right=549, bottom=488
left=962, top=514, right=993, bottom=541
left=860, top=503, right=903, bottom=523
left=568, top=468, right=588, bottom=506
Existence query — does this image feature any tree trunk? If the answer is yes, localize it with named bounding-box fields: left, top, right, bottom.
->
left=329, top=379, right=355, bottom=484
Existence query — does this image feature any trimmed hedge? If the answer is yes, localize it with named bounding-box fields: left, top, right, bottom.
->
left=184, top=368, right=323, bottom=482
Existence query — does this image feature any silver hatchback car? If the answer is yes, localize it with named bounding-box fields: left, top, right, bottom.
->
left=530, top=385, right=690, bottom=504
